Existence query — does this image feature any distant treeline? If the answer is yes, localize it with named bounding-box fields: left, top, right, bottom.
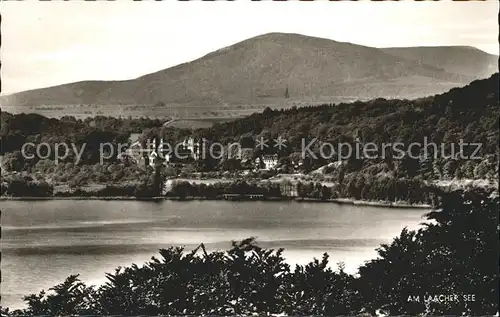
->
left=0, top=174, right=53, bottom=197
left=1, top=172, right=158, bottom=198
left=0, top=113, right=164, bottom=166
left=297, top=175, right=435, bottom=204
left=166, top=179, right=282, bottom=199
left=0, top=174, right=437, bottom=206
left=166, top=177, right=437, bottom=205
left=2, top=188, right=497, bottom=316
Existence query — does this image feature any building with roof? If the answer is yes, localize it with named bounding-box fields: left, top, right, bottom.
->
left=255, top=154, right=279, bottom=170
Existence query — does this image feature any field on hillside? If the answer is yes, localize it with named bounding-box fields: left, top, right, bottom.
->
left=0, top=96, right=364, bottom=128
left=1, top=104, right=266, bottom=120
left=0, top=104, right=260, bottom=128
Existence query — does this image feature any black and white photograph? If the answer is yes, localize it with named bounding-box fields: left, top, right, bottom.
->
left=0, top=1, right=498, bottom=315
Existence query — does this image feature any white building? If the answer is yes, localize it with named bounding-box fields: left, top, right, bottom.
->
left=148, top=138, right=171, bottom=167
left=182, top=137, right=201, bottom=160
left=255, top=154, right=278, bottom=170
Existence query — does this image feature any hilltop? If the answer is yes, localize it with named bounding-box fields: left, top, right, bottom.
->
left=1, top=33, right=497, bottom=114
left=381, top=46, right=497, bottom=78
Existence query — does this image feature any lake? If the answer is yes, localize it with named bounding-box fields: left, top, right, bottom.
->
left=1, top=200, right=428, bottom=310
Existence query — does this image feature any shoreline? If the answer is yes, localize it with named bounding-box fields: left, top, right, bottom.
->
left=0, top=195, right=431, bottom=209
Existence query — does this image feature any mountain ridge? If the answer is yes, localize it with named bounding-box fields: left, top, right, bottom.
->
left=1, top=32, right=497, bottom=110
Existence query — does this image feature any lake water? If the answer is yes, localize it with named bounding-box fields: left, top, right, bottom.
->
left=1, top=200, right=428, bottom=310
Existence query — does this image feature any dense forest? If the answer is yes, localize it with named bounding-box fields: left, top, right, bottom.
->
left=200, top=74, right=498, bottom=153
left=1, top=187, right=497, bottom=316
left=2, top=74, right=497, bottom=176
left=0, top=115, right=164, bottom=195
left=1, top=74, right=498, bottom=201
left=0, top=114, right=164, bottom=165
left=166, top=178, right=437, bottom=205
left=170, top=73, right=496, bottom=180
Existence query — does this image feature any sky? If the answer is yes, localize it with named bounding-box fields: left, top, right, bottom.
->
left=1, top=1, right=498, bottom=95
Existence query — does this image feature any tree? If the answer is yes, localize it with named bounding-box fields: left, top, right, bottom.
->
left=219, top=158, right=242, bottom=171
left=21, top=275, right=97, bottom=316
left=2, top=151, right=25, bottom=172
left=357, top=188, right=499, bottom=315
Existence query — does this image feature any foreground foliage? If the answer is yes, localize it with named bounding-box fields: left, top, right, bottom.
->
left=1, top=188, right=497, bottom=316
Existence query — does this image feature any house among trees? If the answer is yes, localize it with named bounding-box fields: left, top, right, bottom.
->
left=117, top=133, right=144, bottom=164
left=255, top=154, right=279, bottom=170
left=146, top=138, right=164, bottom=167
left=240, top=148, right=255, bottom=166
left=128, top=133, right=142, bottom=145
left=181, top=137, right=202, bottom=161
left=135, top=136, right=204, bottom=168
left=117, top=152, right=136, bottom=165
left=291, top=157, right=304, bottom=170
left=141, top=137, right=173, bottom=168
left=120, top=135, right=203, bottom=168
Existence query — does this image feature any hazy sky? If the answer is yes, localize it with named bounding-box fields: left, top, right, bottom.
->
left=1, top=1, right=498, bottom=95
